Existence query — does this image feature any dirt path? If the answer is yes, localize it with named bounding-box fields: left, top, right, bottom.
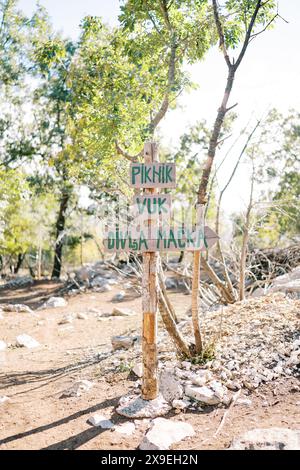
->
left=0, top=283, right=299, bottom=450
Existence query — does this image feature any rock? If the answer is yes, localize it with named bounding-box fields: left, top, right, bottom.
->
left=226, top=380, right=241, bottom=391
left=77, top=312, right=88, bottom=320
left=88, top=414, right=114, bottom=429
left=251, top=287, right=265, bottom=298
left=209, top=380, right=226, bottom=400
left=230, top=428, right=300, bottom=450
left=269, top=267, right=300, bottom=294
left=98, top=284, right=112, bottom=293
left=60, top=379, right=94, bottom=398
left=160, top=369, right=183, bottom=403
left=185, top=385, right=221, bottom=405
left=288, top=351, right=300, bottom=365
left=0, top=340, right=7, bottom=351
left=190, top=370, right=212, bottom=386
left=114, top=422, right=136, bottom=436
left=111, top=307, right=135, bottom=317
left=112, top=291, right=126, bottom=302
left=165, top=278, right=178, bottom=290
left=132, top=363, right=143, bottom=378
left=2, top=303, right=33, bottom=313
left=181, top=361, right=192, bottom=370
left=90, top=276, right=104, bottom=287
left=117, top=394, right=171, bottom=418
left=111, top=336, right=134, bottom=351
left=172, top=398, right=191, bottom=410
left=0, top=396, right=9, bottom=405
left=42, top=296, right=67, bottom=309
left=58, top=314, right=73, bottom=325
left=16, top=334, right=40, bottom=349
left=2, top=276, right=33, bottom=289
left=236, top=398, right=252, bottom=407
left=139, top=418, right=194, bottom=450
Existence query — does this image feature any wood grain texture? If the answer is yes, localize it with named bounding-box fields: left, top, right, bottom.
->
left=141, top=142, right=159, bottom=400
left=129, top=162, right=176, bottom=188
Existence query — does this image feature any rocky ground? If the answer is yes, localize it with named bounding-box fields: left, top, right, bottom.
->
left=0, top=263, right=299, bottom=450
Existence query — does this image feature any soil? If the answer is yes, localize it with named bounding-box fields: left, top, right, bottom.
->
left=0, top=281, right=299, bottom=450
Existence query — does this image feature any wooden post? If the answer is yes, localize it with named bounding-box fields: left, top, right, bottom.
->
left=141, top=142, right=159, bottom=400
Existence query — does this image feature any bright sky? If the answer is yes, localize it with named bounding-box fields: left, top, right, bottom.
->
left=19, top=0, right=300, bottom=215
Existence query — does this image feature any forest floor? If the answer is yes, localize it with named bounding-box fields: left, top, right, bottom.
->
left=0, top=279, right=299, bottom=450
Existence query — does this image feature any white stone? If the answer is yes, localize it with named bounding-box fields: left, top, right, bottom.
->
left=160, top=370, right=183, bottom=403
left=139, top=418, right=194, bottom=450
left=209, top=380, right=226, bottom=400
left=181, top=361, right=191, bottom=370
left=112, top=291, right=125, bottom=302
left=77, top=312, right=88, bottom=320
left=16, top=334, right=40, bottom=349
left=111, top=336, right=134, bottom=350
left=42, top=296, right=67, bottom=308
left=114, top=422, right=136, bottom=436
left=88, top=413, right=114, bottom=429
left=132, top=363, right=143, bottom=378
left=236, top=398, right=252, bottom=407
left=185, top=385, right=221, bottom=405
left=98, top=284, right=112, bottom=292
left=288, top=351, right=300, bottom=365
left=2, top=303, right=33, bottom=313
left=0, top=396, right=9, bottom=404
left=111, top=307, right=135, bottom=317
left=165, top=278, right=178, bottom=290
left=230, top=428, right=300, bottom=450
left=0, top=340, right=7, bottom=351
left=117, top=394, right=171, bottom=418
left=58, top=314, right=73, bottom=325
left=172, top=398, right=191, bottom=410
left=190, top=370, right=212, bottom=386
left=61, top=379, right=93, bottom=398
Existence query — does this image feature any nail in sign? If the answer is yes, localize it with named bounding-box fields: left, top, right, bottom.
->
left=130, top=163, right=176, bottom=188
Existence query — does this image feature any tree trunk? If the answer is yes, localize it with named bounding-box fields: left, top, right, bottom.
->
left=15, top=253, right=25, bottom=274
left=51, top=191, right=70, bottom=279
left=191, top=250, right=203, bottom=353
left=239, top=165, right=254, bottom=300
left=158, top=285, right=191, bottom=358
left=141, top=142, right=159, bottom=400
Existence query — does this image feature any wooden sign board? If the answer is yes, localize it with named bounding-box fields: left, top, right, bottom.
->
left=104, top=226, right=218, bottom=252
left=133, top=194, right=171, bottom=215
left=130, top=163, right=176, bottom=188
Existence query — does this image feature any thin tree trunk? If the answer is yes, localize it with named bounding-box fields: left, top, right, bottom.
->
left=178, top=251, right=184, bottom=263
left=201, top=257, right=234, bottom=304
left=239, top=163, right=255, bottom=300
left=191, top=0, right=264, bottom=349
left=14, top=253, right=25, bottom=274
left=51, top=191, right=70, bottom=279
left=158, top=285, right=191, bottom=357
left=191, top=249, right=203, bottom=353
left=158, top=265, right=178, bottom=323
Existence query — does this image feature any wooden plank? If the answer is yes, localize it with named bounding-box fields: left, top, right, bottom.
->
left=141, top=142, right=159, bottom=400
left=129, top=162, right=176, bottom=188
left=133, top=194, right=172, bottom=215
left=103, top=225, right=218, bottom=252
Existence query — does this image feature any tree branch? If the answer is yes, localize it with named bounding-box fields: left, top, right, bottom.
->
left=212, top=0, right=232, bottom=68
left=234, top=0, right=262, bottom=70
left=115, top=141, right=141, bottom=162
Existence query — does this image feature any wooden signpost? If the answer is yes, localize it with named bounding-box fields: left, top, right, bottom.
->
left=104, top=142, right=218, bottom=402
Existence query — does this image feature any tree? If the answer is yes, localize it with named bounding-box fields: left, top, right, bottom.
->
left=191, top=0, right=278, bottom=354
